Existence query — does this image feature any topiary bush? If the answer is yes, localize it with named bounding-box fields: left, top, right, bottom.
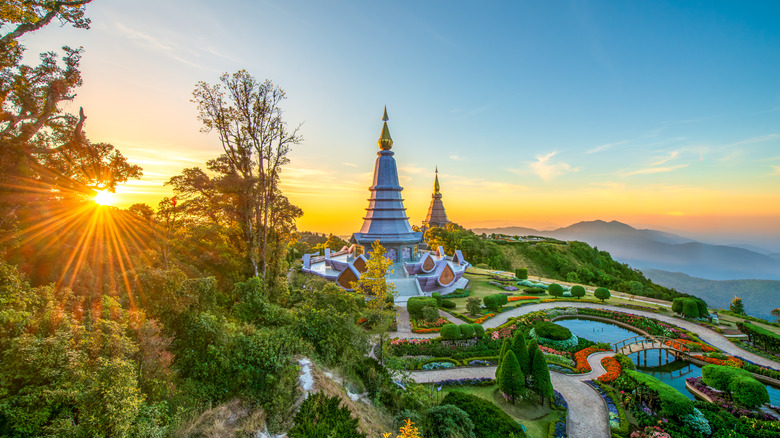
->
left=440, top=391, right=526, bottom=438
left=407, top=297, right=438, bottom=318
left=571, top=285, right=586, bottom=299
left=471, top=323, right=485, bottom=338
left=533, top=321, right=572, bottom=341
left=432, top=292, right=443, bottom=307
left=728, top=375, right=769, bottom=409
left=441, top=323, right=461, bottom=340
left=702, top=364, right=751, bottom=391
left=547, top=283, right=564, bottom=297
left=682, top=299, right=700, bottom=318
left=523, top=287, right=546, bottom=294
left=594, top=287, right=611, bottom=303
left=515, top=268, right=528, bottom=280
left=441, top=299, right=456, bottom=309
left=459, top=324, right=476, bottom=339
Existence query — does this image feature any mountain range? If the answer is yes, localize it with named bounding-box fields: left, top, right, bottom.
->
left=473, top=220, right=780, bottom=281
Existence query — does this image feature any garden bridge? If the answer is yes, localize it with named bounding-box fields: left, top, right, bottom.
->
left=613, top=335, right=691, bottom=366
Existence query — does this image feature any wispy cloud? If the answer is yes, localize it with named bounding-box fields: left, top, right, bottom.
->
left=113, top=22, right=205, bottom=69
left=619, top=164, right=688, bottom=177
left=587, top=140, right=629, bottom=154
left=523, top=152, right=577, bottom=181
left=725, top=134, right=779, bottom=147
left=342, top=162, right=358, bottom=167
left=447, top=177, right=529, bottom=193
left=399, top=165, right=426, bottom=175
left=449, top=155, right=462, bottom=161
left=652, top=150, right=680, bottom=166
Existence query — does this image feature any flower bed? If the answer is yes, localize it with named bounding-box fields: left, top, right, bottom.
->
left=508, top=295, right=539, bottom=301
left=664, top=338, right=716, bottom=352
left=574, top=347, right=612, bottom=373
left=422, top=361, right=456, bottom=370
left=430, top=377, right=495, bottom=386
left=598, top=356, right=622, bottom=383
left=577, top=308, right=692, bottom=340
left=545, top=352, right=576, bottom=368
left=686, top=377, right=777, bottom=421
left=467, top=359, right=495, bottom=367
left=630, top=426, right=671, bottom=438
left=692, top=354, right=744, bottom=368
left=471, top=313, right=495, bottom=324
left=539, top=345, right=572, bottom=358
left=586, top=380, right=628, bottom=435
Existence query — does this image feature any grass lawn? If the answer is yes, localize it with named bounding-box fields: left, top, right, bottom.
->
left=717, top=312, right=780, bottom=336
left=439, top=384, right=557, bottom=438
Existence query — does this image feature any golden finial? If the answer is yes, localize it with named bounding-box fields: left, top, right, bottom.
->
left=434, top=167, right=440, bottom=194
left=378, top=106, right=393, bottom=150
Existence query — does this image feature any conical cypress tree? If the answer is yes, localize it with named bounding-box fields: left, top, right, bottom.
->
left=512, top=331, right=530, bottom=376
left=499, top=350, right=525, bottom=403
left=526, top=339, right=540, bottom=376
left=531, top=348, right=554, bottom=404
left=496, top=338, right=510, bottom=384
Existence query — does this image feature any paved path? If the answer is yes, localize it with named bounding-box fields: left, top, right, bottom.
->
left=409, top=365, right=611, bottom=438
left=482, top=302, right=780, bottom=368
left=439, top=309, right=469, bottom=325
left=394, top=306, right=439, bottom=339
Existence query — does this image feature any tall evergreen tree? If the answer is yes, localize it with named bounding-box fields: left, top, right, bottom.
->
left=730, top=296, right=745, bottom=315
left=512, top=331, right=530, bottom=375
left=526, top=338, right=540, bottom=376
left=498, top=350, right=525, bottom=403
left=531, top=349, right=554, bottom=404
left=496, top=338, right=510, bottom=384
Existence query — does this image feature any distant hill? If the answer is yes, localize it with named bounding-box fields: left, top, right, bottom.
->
left=642, top=268, right=780, bottom=320
left=474, top=220, right=780, bottom=281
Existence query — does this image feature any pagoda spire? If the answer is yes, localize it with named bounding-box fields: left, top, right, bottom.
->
left=378, top=106, right=393, bottom=150
left=423, top=167, right=450, bottom=228
left=433, top=166, right=440, bottom=194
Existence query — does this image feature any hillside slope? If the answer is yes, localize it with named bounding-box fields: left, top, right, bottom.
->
left=642, top=268, right=780, bottom=320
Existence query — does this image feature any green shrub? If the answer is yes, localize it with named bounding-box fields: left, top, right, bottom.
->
left=533, top=321, right=572, bottom=341
left=515, top=268, right=528, bottom=279
left=432, top=292, right=443, bottom=307
left=729, top=375, right=769, bottom=409
left=695, top=298, right=709, bottom=318
left=460, top=324, right=476, bottom=339
left=702, top=364, right=751, bottom=391
left=682, top=299, right=700, bottom=318
left=570, top=285, right=586, bottom=299
left=672, top=297, right=685, bottom=314
left=447, top=288, right=470, bottom=298
left=288, top=392, right=365, bottom=438
left=614, top=353, right=635, bottom=371
left=441, top=324, right=461, bottom=340
left=407, top=297, right=437, bottom=318
left=594, top=287, right=611, bottom=303
left=483, top=294, right=508, bottom=310
left=441, top=392, right=525, bottom=438
left=423, top=405, right=475, bottom=438
left=471, top=324, right=485, bottom=338
left=547, top=283, right=564, bottom=297
left=523, top=287, right=546, bottom=295
left=441, top=299, right=456, bottom=308
left=420, top=305, right=440, bottom=323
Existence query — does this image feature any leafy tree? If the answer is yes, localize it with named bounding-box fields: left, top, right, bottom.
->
left=547, top=283, right=564, bottom=297
left=466, top=297, right=482, bottom=316
left=423, top=405, right=476, bottom=438
left=594, top=287, right=611, bottom=303
left=571, top=285, right=586, bottom=299
left=352, top=240, right=396, bottom=364
left=498, top=350, right=525, bottom=402
left=288, top=392, right=365, bottom=438
left=730, top=296, right=745, bottom=315
left=189, top=70, right=302, bottom=279
left=512, top=331, right=530, bottom=375
left=530, top=349, right=554, bottom=404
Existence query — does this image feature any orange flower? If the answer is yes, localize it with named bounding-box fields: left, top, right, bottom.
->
left=597, top=356, right=621, bottom=383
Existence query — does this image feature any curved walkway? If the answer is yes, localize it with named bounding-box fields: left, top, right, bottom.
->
left=482, top=302, right=780, bottom=368
left=409, top=365, right=611, bottom=438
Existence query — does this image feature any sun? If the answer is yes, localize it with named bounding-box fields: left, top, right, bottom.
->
left=93, top=190, right=116, bottom=206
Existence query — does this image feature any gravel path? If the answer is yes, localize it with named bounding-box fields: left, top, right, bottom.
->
left=482, top=302, right=779, bottom=368
left=409, top=366, right=611, bottom=438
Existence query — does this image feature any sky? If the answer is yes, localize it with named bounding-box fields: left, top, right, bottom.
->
left=17, top=0, right=780, bottom=249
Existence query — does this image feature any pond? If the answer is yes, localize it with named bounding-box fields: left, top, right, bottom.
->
left=556, top=317, right=780, bottom=408
left=554, top=317, right=641, bottom=346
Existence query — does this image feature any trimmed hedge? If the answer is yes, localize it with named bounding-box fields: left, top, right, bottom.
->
left=533, top=321, right=572, bottom=341
left=624, top=370, right=693, bottom=417
left=729, top=375, right=770, bottom=409
left=460, top=324, right=476, bottom=338
left=441, top=324, right=461, bottom=340
left=523, top=287, right=546, bottom=295
left=441, top=299, right=456, bottom=308
left=737, top=321, right=780, bottom=352
left=446, top=288, right=470, bottom=298
left=472, top=324, right=485, bottom=337
left=702, top=364, right=752, bottom=390
left=432, top=292, right=443, bottom=307
left=407, top=297, right=438, bottom=318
